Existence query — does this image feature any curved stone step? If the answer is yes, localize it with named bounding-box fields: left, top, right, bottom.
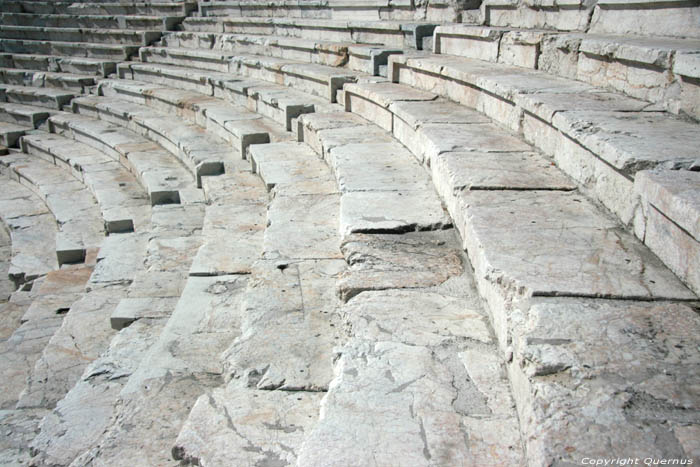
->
left=0, top=101, right=49, bottom=128
left=3, top=53, right=117, bottom=77
left=0, top=2, right=196, bottom=16
left=307, top=80, right=700, bottom=463
left=121, top=60, right=333, bottom=131
left=47, top=111, right=198, bottom=205
left=140, top=45, right=376, bottom=102
left=0, top=26, right=162, bottom=47
left=71, top=95, right=232, bottom=184
left=20, top=131, right=152, bottom=233
left=0, top=12, right=183, bottom=31
left=0, top=177, right=57, bottom=283
left=0, top=120, right=26, bottom=146
left=0, top=83, right=74, bottom=110
left=160, top=30, right=404, bottom=76
left=0, top=152, right=105, bottom=265
left=182, top=16, right=436, bottom=50
left=98, top=78, right=294, bottom=160
left=0, top=67, right=96, bottom=92
left=0, top=38, right=139, bottom=61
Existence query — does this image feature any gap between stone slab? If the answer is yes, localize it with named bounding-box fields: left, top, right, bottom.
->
left=532, top=290, right=700, bottom=302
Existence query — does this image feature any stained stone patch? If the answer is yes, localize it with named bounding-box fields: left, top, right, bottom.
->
left=512, top=297, right=700, bottom=465
left=338, top=230, right=464, bottom=301
left=173, top=386, right=323, bottom=467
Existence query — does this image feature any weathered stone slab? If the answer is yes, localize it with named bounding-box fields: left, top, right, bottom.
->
left=389, top=98, right=490, bottom=128
left=456, top=190, right=695, bottom=302
left=0, top=408, right=48, bottom=465
left=88, top=233, right=147, bottom=288
left=511, top=297, right=700, bottom=465
left=264, top=193, right=342, bottom=260
left=173, top=386, right=324, bottom=466
left=338, top=230, right=464, bottom=301
left=340, top=190, right=451, bottom=236
left=110, top=297, right=178, bottom=330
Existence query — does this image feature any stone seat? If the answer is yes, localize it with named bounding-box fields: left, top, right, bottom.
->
left=0, top=84, right=74, bottom=110
left=0, top=68, right=96, bottom=92
left=0, top=152, right=105, bottom=265
left=0, top=38, right=139, bottom=61
left=0, top=25, right=163, bottom=47
left=47, top=111, right=197, bottom=206
left=98, top=78, right=294, bottom=158
left=0, top=176, right=58, bottom=283
left=343, top=77, right=700, bottom=294
left=182, top=16, right=436, bottom=50
left=117, top=61, right=335, bottom=130
left=433, top=24, right=700, bottom=119
left=1, top=52, right=118, bottom=77
left=0, top=121, right=26, bottom=147
left=139, top=45, right=377, bottom=102
left=0, top=1, right=196, bottom=16
left=0, top=101, right=50, bottom=128
left=0, top=13, right=183, bottom=31
left=160, top=30, right=403, bottom=76
left=20, top=131, right=152, bottom=233
left=71, top=95, right=232, bottom=185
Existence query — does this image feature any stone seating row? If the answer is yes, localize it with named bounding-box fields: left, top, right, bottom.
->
left=181, top=16, right=437, bottom=50
left=159, top=30, right=403, bottom=76
left=383, top=54, right=699, bottom=293
left=0, top=38, right=140, bottom=62
left=0, top=83, right=75, bottom=110
left=0, top=25, right=163, bottom=47
left=0, top=1, right=196, bottom=16
left=0, top=12, right=183, bottom=30
left=296, top=90, right=700, bottom=464
left=433, top=24, right=700, bottom=120
left=1, top=52, right=118, bottom=77
left=0, top=68, right=96, bottom=93
left=197, top=0, right=465, bottom=22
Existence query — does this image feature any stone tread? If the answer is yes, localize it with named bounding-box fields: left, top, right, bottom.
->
left=0, top=12, right=183, bottom=31
left=71, top=94, right=233, bottom=184
left=20, top=131, right=152, bottom=233
left=98, top=77, right=294, bottom=159
left=0, top=100, right=50, bottom=128
left=0, top=120, right=26, bottom=146
left=0, top=83, right=75, bottom=110
left=0, top=2, right=194, bottom=16
left=1, top=53, right=118, bottom=77
left=0, top=26, right=163, bottom=47
left=47, top=111, right=197, bottom=206
left=0, top=67, right=97, bottom=92
left=0, top=174, right=58, bottom=282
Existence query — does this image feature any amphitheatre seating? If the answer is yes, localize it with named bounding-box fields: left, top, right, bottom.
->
left=0, top=0, right=698, bottom=465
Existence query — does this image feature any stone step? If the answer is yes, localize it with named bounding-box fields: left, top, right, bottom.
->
left=173, top=135, right=346, bottom=465
left=332, top=80, right=700, bottom=463
left=0, top=267, right=92, bottom=411
left=98, top=78, right=294, bottom=159
left=20, top=131, right=152, bottom=233
left=16, top=232, right=147, bottom=411
left=0, top=1, right=196, bottom=16
left=480, top=0, right=700, bottom=39
left=0, top=83, right=74, bottom=110
left=0, top=12, right=183, bottom=31
left=2, top=53, right=117, bottom=77
left=48, top=111, right=198, bottom=206
left=385, top=57, right=700, bottom=226
left=433, top=25, right=700, bottom=119
left=0, top=152, right=105, bottom=264
left=0, top=26, right=163, bottom=47
left=71, top=95, right=232, bottom=185
left=0, top=38, right=140, bottom=61
left=296, top=112, right=453, bottom=236
left=182, top=16, right=437, bottom=50
left=140, top=45, right=377, bottom=102
left=0, top=101, right=50, bottom=128
left=0, top=67, right=97, bottom=92
left=117, top=61, right=334, bottom=131
left=161, top=31, right=404, bottom=76
left=0, top=221, right=12, bottom=303
left=0, top=120, right=26, bottom=146
left=0, top=176, right=58, bottom=283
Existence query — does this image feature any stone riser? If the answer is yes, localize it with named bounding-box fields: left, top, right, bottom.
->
left=0, top=13, right=182, bottom=31
left=0, top=27, right=163, bottom=47
left=0, top=101, right=50, bottom=128
left=47, top=114, right=195, bottom=207
left=0, top=1, right=196, bottom=16
left=433, top=26, right=700, bottom=120
left=0, top=39, right=139, bottom=61
left=3, top=53, right=117, bottom=77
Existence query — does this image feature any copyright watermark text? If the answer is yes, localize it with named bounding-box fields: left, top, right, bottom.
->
left=581, top=458, right=693, bottom=466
